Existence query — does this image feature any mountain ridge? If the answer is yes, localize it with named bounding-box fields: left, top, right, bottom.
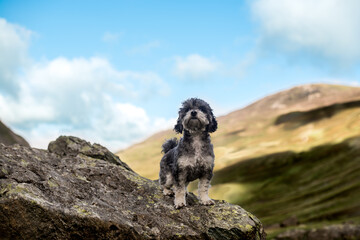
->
left=117, top=83, right=360, bottom=179
left=0, top=120, right=30, bottom=147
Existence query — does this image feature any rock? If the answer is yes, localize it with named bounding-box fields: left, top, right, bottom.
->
left=0, top=136, right=265, bottom=240
left=48, top=135, right=133, bottom=172
left=274, top=224, right=360, bottom=240
left=280, top=215, right=299, bottom=228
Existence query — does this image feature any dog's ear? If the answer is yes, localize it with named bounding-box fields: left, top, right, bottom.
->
left=208, top=111, right=217, bottom=133
left=174, top=117, right=183, bottom=134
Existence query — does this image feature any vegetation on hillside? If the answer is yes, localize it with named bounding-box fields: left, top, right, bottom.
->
left=210, top=137, right=360, bottom=229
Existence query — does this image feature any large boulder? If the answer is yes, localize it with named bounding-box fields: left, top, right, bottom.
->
left=0, top=136, right=265, bottom=239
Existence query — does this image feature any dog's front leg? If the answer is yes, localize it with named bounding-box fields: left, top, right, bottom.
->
left=198, top=175, right=215, bottom=205
left=174, top=181, right=187, bottom=209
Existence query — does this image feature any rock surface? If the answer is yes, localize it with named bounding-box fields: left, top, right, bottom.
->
left=0, top=136, right=265, bottom=239
left=274, top=224, right=360, bottom=240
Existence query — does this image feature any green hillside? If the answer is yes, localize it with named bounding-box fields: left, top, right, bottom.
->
left=210, top=137, right=360, bottom=234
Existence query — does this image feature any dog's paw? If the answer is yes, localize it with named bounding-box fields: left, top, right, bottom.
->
left=200, top=199, right=215, bottom=206
left=174, top=197, right=186, bottom=209
left=174, top=202, right=186, bottom=209
left=163, top=188, right=174, bottom=196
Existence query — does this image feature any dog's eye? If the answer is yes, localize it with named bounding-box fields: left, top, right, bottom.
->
left=199, top=106, right=207, bottom=113
left=183, top=107, right=191, bottom=113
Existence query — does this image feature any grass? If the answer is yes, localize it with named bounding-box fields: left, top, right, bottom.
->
left=209, top=137, right=360, bottom=228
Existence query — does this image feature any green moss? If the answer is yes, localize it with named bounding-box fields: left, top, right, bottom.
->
left=190, top=215, right=200, bottom=221
left=124, top=172, right=149, bottom=190
left=1, top=184, right=29, bottom=196
left=1, top=168, right=8, bottom=175
left=81, top=145, right=92, bottom=152
left=0, top=183, right=12, bottom=195
left=74, top=174, right=88, bottom=182
left=47, top=180, right=59, bottom=188
left=153, top=193, right=162, bottom=199
left=245, top=224, right=253, bottom=231
left=170, top=210, right=180, bottom=214
left=77, top=154, right=97, bottom=167
left=20, top=159, right=29, bottom=167
left=73, top=205, right=91, bottom=216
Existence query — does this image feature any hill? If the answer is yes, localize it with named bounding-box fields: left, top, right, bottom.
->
left=0, top=120, right=29, bottom=147
left=209, top=136, right=360, bottom=237
left=117, top=84, right=360, bottom=180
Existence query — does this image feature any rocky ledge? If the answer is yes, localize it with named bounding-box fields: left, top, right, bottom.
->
left=274, top=224, right=360, bottom=240
left=0, top=136, right=265, bottom=239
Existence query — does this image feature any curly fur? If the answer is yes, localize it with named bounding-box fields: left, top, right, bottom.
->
left=159, top=98, right=218, bottom=208
left=161, top=138, right=178, bottom=154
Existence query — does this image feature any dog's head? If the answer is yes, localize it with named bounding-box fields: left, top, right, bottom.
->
left=174, top=98, right=217, bottom=134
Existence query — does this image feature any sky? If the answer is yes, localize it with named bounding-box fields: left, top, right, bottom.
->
left=1, top=0, right=360, bottom=151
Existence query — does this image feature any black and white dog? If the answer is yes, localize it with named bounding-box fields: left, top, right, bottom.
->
left=159, top=98, right=217, bottom=208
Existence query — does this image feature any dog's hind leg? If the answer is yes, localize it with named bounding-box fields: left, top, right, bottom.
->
left=161, top=173, right=174, bottom=196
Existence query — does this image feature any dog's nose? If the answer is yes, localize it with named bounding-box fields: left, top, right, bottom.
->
left=191, top=110, right=197, bottom=117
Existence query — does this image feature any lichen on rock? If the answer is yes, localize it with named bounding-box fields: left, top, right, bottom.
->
left=0, top=136, right=265, bottom=239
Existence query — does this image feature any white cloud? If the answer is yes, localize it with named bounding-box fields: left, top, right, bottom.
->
left=173, top=54, right=220, bottom=79
left=251, top=0, right=360, bottom=62
left=0, top=57, right=171, bottom=150
left=0, top=18, right=32, bottom=95
left=0, top=19, right=172, bottom=151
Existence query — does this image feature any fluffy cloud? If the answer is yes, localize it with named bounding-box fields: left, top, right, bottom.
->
left=251, top=0, right=360, bottom=62
left=0, top=19, right=172, bottom=151
left=173, top=54, right=220, bottom=79
left=0, top=18, right=31, bottom=96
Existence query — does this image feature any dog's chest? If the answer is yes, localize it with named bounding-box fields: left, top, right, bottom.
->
left=178, top=136, right=212, bottom=169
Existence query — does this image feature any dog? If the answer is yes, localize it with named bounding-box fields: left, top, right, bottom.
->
left=159, top=98, right=217, bottom=208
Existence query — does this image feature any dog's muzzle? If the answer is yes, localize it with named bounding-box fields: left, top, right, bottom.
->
left=186, top=117, right=202, bottom=129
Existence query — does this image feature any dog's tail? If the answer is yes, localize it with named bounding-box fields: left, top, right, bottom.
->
left=161, top=138, right=178, bottom=154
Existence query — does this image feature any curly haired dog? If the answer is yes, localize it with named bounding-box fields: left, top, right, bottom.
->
left=159, top=98, right=217, bottom=208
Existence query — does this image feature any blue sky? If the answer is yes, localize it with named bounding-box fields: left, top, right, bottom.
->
left=1, top=0, right=360, bottom=151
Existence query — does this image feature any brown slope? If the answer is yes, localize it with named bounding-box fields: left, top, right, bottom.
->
left=0, top=120, right=30, bottom=147
left=117, top=83, right=360, bottom=179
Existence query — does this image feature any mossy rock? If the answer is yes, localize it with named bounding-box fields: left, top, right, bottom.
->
left=0, top=136, right=265, bottom=239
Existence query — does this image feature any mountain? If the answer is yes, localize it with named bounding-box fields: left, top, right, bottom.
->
left=0, top=120, right=29, bottom=147
left=117, top=84, right=360, bottom=180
